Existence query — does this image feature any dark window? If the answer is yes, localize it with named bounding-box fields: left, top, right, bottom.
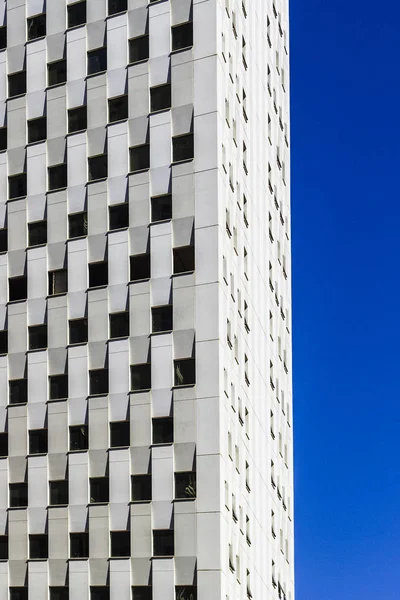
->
left=174, top=358, right=195, bottom=386
left=152, top=305, right=172, bottom=333
left=27, top=14, right=46, bottom=41
left=131, top=364, right=151, bottom=392
left=153, top=530, right=174, bottom=556
left=110, top=421, right=130, bottom=447
left=49, top=374, right=68, bottom=400
left=173, top=133, right=194, bottom=162
left=48, top=59, right=67, bottom=86
left=151, top=194, right=172, bottom=222
left=29, top=325, right=47, bottom=350
left=90, top=588, right=110, bottom=600
left=28, top=117, right=47, bottom=143
left=110, top=531, right=130, bottom=557
left=110, top=312, right=129, bottom=339
left=88, top=48, right=107, bottom=75
left=69, top=425, right=88, bottom=451
left=9, top=483, right=28, bottom=507
left=131, top=475, right=151, bottom=502
left=0, top=228, right=7, bottom=252
left=9, top=379, right=27, bottom=404
left=175, top=472, right=196, bottom=499
left=29, top=534, right=48, bottom=559
left=0, top=432, right=8, bottom=457
left=108, top=0, right=127, bottom=16
left=130, top=144, right=150, bottom=172
left=48, top=164, right=67, bottom=190
left=68, top=1, right=87, bottom=28
left=132, top=588, right=152, bottom=600
left=0, top=26, right=6, bottom=50
left=69, top=319, right=88, bottom=344
left=90, top=478, right=109, bottom=503
left=89, top=262, right=108, bottom=288
left=89, top=369, right=109, bottom=395
left=109, top=203, right=129, bottom=230
left=10, top=588, right=28, bottom=600
left=29, top=429, right=48, bottom=454
left=129, top=35, right=149, bottom=64
left=108, top=95, right=128, bottom=123
left=49, top=480, right=69, bottom=505
left=0, top=127, right=7, bottom=151
left=68, top=106, right=87, bottom=133
left=0, top=330, right=7, bottom=354
left=49, top=270, right=68, bottom=295
left=68, top=212, right=87, bottom=238
left=130, top=253, right=150, bottom=281
left=152, top=417, right=173, bottom=445
left=150, top=84, right=171, bottom=112
left=9, top=173, right=27, bottom=199
left=175, top=587, right=197, bottom=600
left=8, top=71, right=26, bottom=98
left=28, top=220, right=47, bottom=246
left=50, top=588, right=69, bottom=600
left=88, top=154, right=108, bottom=181
left=70, top=532, right=89, bottom=558
left=173, top=245, right=195, bottom=274
left=172, top=22, right=193, bottom=51
left=9, top=277, right=27, bottom=302
left=0, top=535, right=8, bottom=559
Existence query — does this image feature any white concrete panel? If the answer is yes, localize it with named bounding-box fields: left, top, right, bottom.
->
left=69, top=452, right=89, bottom=505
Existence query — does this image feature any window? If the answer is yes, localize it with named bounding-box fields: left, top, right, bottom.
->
left=70, top=532, right=89, bottom=558
left=9, top=379, right=27, bottom=404
left=0, top=432, right=8, bottom=457
left=28, top=220, right=47, bottom=246
left=131, top=363, right=151, bottom=391
left=130, top=144, right=150, bottom=172
left=8, top=71, right=26, bottom=98
left=49, top=374, right=68, bottom=400
left=0, top=26, right=6, bottom=50
left=49, top=270, right=68, bottom=295
left=0, top=330, right=8, bottom=354
left=150, top=84, right=171, bottom=112
left=108, top=95, right=128, bottom=123
left=69, top=425, right=88, bottom=451
left=50, top=588, right=69, bottom=600
left=88, top=154, right=108, bottom=181
left=10, top=589, right=28, bottom=600
left=68, top=1, right=86, bottom=28
left=28, top=117, right=47, bottom=144
left=110, top=312, right=129, bottom=339
left=68, top=106, right=87, bottom=133
left=68, top=212, right=87, bottom=238
left=9, top=173, right=27, bottom=199
left=153, top=530, right=174, bottom=556
left=151, top=194, right=172, bottom=222
left=130, top=253, right=150, bottom=281
left=174, top=358, right=195, bottom=386
left=29, top=534, right=48, bottom=559
left=132, top=588, right=152, bottom=600
left=110, top=531, right=130, bottom=557
left=89, top=369, right=109, bottom=395
left=129, top=35, right=149, bottom=64
left=29, top=429, right=48, bottom=454
left=0, top=535, right=8, bottom=559
left=175, top=472, right=196, bottom=499
left=108, top=0, right=127, bottom=15
left=131, top=474, right=151, bottom=502
left=110, top=421, right=130, bottom=447
left=49, top=480, right=69, bottom=505
left=90, top=478, right=109, bottom=503
left=48, top=163, right=67, bottom=190
left=9, top=483, right=28, bottom=507
left=173, top=245, right=194, bottom=274
left=48, top=59, right=67, bottom=86
left=0, top=227, right=6, bottom=252
left=0, top=127, right=7, bottom=151
left=89, top=261, right=108, bottom=288
left=152, top=417, right=173, bottom=445
left=152, top=305, right=172, bottom=333
left=27, top=14, right=46, bottom=40
left=90, top=589, right=110, bottom=600
left=172, top=133, right=194, bottom=162
left=172, top=22, right=193, bottom=51
left=88, top=48, right=107, bottom=75
left=175, top=587, right=197, bottom=600
left=69, top=318, right=88, bottom=344
left=9, top=276, right=27, bottom=302
left=109, top=203, right=129, bottom=230
left=29, top=325, right=47, bottom=350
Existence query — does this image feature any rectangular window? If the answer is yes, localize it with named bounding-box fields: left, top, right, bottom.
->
left=171, top=22, right=193, bottom=51
left=110, top=531, right=130, bottom=557
left=172, top=133, right=194, bottom=162
left=0, top=536, right=8, bottom=560
left=152, top=417, right=173, bottom=444
left=28, top=220, right=47, bottom=246
left=9, top=483, right=28, bottom=508
left=8, top=71, right=26, bottom=98
left=29, top=429, right=48, bottom=454
left=9, top=276, right=27, bottom=302
left=132, top=588, right=152, bottom=600
left=9, top=173, right=27, bottom=199
left=129, top=35, right=149, bottom=64
left=173, top=245, right=194, bottom=274
left=50, top=588, right=69, bottom=600
left=89, top=369, right=109, bottom=395
left=109, top=203, right=129, bottom=230
left=88, top=48, right=107, bottom=75
left=131, top=474, right=151, bottom=502
left=0, top=127, right=6, bottom=151
left=28, top=117, right=47, bottom=144
left=108, top=0, right=127, bottom=15
left=27, top=14, right=46, bottom=40
left=29, top=534, right=48, bottom=559
left=175, top=588, right=197, bottom=600
left=110, top=311, right=129, bottom=339
left=68, top=212, right=87, bottom=238
left=90, top=478, right=109, bottom=503
left=89, top=261, right=108, bottom=288
left=48, top=163, right=67, bottom=190
left=0, top=330, right=8, bottom=354
left=49, top=480, right=68, bottom=505
left=68, top=1, right=86, bottom=28
left=151, top=194, right=172, bottom=222
left=108, top=95, right=128, bottom=123
left=130, top=144, right=150, bottom=172
left=48, top=59, right=67, bottom=87
left=90, top=588, right=110, bottom=600
left=0, top=432, right=8, bottom=457
left=0, top=228, right=7, bottom=252
left=110, top=421, right=130, bottom=447
left=175, top=472, right=196, bottom=499
left=131, top=363, right=151, bottom=391
left=48, top=270, right=68, bottom=295
left=9, top=379, right=27, bottom=404
left=174, top=358, right=195, bottom=386
left=70, top=532, right=89, bottom=558
left=69, top=318, right=88, bottom=344
left=68, top=106, right=87, bottom=133
left=10, top=589, right=28, bottom=600
left=0, top=26, right=6, bottom=50
left=88, top=154, right=108, bottom=181
left=29, top=324, right=47, bottom=350
left=130, top=253, right=150, bottom=281
left=153, top=530, right=174, bottom=556
left=69, top=425, right=88, bottom=451
left=152, top=305, right=172, bottom=333
left=150, top=84, right=171, bottom=112
left=49, top=374, right=68, bottom=400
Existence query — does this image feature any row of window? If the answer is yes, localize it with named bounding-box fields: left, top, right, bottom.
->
left=5, top=585, right=196, bottom=600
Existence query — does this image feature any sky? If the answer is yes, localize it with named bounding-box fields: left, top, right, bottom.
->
left=290, top=1, right=400, bottom=598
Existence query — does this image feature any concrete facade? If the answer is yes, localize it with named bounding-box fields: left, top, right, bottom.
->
left=0, top=0, right=293, bottom=599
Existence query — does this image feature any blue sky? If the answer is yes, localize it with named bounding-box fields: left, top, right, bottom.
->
left=290, top=0, right=400, bottom=598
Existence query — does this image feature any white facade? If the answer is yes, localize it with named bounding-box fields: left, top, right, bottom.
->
left=0, top=0, right=293, bottom=600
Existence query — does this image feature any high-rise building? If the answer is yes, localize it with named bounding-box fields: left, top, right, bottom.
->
left=0, top=0, right=293, bottom=599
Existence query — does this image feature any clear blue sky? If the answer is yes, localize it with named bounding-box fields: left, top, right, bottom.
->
left=291, top=1, right=400, bottom=598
